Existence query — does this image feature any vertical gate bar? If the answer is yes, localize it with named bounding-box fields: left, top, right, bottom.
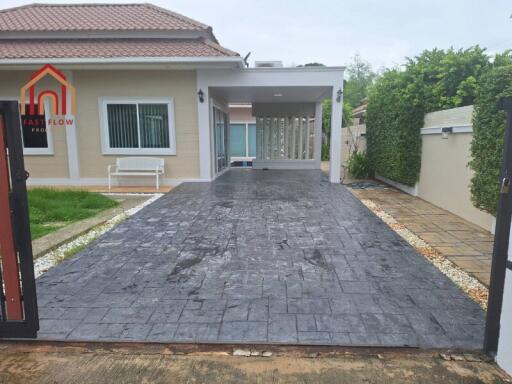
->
left=289, top=117, right=294, bottom=159
left=305, top=117, right=311, bottom=159
left=292, top=117, right=297, bottom=159
left=0, top=111, right=23, bottom=320
left=484, top=97, right=512, bottom=355
left=298, top=117, right=304, bottom=160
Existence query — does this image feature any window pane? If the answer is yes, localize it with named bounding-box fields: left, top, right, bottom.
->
left=248, top=123, right=256, bottom=157
left=139, top=104, right=169, bottom=148
left=230, top=124, right=246, bottom=157
left=21, top=103, right=48, bottom=148
left=107, top=104, right=138, bottom=148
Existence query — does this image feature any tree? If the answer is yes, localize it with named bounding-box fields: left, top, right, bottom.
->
left=344, top=54, right=376, bottom=107
left=297, top=62, right=326, bottom=67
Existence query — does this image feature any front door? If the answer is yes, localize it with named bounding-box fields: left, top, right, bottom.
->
left=213, top=106, right=228, bottom=174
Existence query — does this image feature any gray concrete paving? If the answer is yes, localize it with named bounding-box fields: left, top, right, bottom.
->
left=36, top=170, right=485, bottom=348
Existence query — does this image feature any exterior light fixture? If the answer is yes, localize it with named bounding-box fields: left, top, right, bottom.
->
left=336, top=88, right=343, bottom=102
left=441, top=126, right=453, bottom=139
left=198, top=89, right=204, bottom=103
left=273, top=93, right=283, bottom=97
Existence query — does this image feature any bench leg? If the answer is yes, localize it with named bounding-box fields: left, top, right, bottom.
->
left=156, top=174, right=160, bottom=191
left=108, top=173, right=111, bottom=191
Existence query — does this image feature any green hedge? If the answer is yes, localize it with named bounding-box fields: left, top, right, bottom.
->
left=366, top=70, right=424, bottom=186
left=469, top=66, right=512, bottom=214
left=366, top=47, right=490, bottom=186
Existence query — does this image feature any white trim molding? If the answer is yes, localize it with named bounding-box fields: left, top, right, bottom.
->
left=0, top=56, right=245, bottom=68
left=98, top=97, right=177, bottom=156
left=421, top=124, right=473, bottom=135
left=62, top=70, right=80, bottom=180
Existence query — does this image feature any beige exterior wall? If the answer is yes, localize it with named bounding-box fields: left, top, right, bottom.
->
left=0, top=69, right=200, bottom=182
left=74, top=70, right=199, bottom=180
left=418, top=106, right=495, bottom=231
left=0, top=71, right=69, bottom=178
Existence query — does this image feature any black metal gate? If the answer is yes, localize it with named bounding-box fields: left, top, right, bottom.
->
left=484, top=97, right=512, bottom=355
left=0, top=100, right=38, bottom=338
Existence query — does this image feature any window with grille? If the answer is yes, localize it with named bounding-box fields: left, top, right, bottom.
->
left=100, top=98, right=176, bottom=155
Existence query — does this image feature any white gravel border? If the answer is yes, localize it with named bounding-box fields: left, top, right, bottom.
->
left=360, top=198, right=489, bottom=309
left=34, top=193, right=163, bottom=278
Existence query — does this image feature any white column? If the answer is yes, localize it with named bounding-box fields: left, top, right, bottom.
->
left=314, top=102, right=322, bottom=168
left=497, top=227, right=512, bottom=375
left=62, top=70, right=80, bottom=181
left=197, top=72, right=213, bottom=181
left=329, top=86, right=343, bottom=183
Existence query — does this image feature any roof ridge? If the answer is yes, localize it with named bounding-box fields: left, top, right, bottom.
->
left=142, top=3, right=209, bottom=30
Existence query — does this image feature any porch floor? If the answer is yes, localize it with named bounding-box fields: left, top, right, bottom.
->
left=36, top=170, right=485, bottom=348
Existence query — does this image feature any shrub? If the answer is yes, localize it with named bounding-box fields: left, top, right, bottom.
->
left=321, top=143, right=330, bottom=161
left=366, top=70, right=424, bottom=186
left=347, top=150, right=370, bottom=179
left=469, top=65, right=512, bottom=214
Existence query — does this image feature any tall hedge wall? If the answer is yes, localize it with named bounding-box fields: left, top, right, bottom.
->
left=366, top=47, right=490, bottom=186
left=366, top=70, right=424, bottom=186
left=469, top=66, right=512, bottom=214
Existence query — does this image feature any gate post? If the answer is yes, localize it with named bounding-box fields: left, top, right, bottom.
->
left=484, top=97, right=512, bottom=355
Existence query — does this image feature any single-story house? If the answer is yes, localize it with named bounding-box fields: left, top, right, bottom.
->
left=0, top=3, right=345, bottom=186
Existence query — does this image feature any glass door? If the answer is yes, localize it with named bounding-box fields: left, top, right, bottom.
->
left=213, top=106, right=229, bottom=174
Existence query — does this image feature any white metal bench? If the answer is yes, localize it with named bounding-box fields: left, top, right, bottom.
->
left=107, top=157, right=165, bottom=191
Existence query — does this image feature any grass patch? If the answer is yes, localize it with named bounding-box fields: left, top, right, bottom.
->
left=28, top=188, right=119, bottom=240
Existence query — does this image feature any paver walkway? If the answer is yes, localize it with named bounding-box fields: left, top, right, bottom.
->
left=36, top=170, right=485, bottom=348
left=351, top=186, right=494, bottom=286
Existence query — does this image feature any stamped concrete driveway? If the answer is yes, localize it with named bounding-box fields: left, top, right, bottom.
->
left=36, top=170, right=485, bottom=348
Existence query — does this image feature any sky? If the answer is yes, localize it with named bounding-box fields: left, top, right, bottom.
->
left=2, top=0, right=511, bottom=70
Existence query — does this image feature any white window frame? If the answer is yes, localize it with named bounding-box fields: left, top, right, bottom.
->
left=99, top=97, right=176, bottom=156
left=0, top=97, right=54, bottom=156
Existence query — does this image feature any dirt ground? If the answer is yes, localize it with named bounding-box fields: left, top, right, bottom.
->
left=0, top=342, right=510, bottom=384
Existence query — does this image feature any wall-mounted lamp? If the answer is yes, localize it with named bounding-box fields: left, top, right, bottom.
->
left=198, top=89, right=204, bottom=103
left=336, top=88, right=343, bottom=103
left=441, top=126, right=453, bottom=139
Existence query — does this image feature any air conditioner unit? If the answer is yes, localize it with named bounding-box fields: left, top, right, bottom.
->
left=254, top=61, right=284, bottom=68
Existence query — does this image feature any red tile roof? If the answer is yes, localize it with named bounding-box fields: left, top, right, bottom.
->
left=0, top=38, right=239, bottom=59
left=0, top=4, right=240, bottom=60
left=0, top=3, right=210, bottom=32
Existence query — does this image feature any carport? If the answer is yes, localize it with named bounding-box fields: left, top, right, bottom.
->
left=196, top=67, right=345, bottom=183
